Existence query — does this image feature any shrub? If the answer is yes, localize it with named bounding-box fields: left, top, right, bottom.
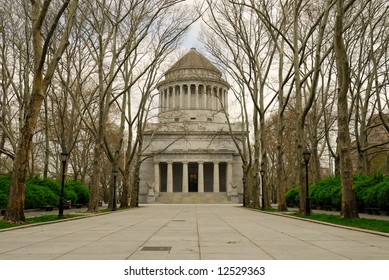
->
left=354, top=173, right=385, bottom=211
left=376, top=179, right=389, bottom=211
left=65, top=181, right=90, bottom=204
left=0, top=176, right=10, bottom=208
left=64, top=189, right=78, bottom=205
left=309, top=176, right=341, bottom=209
left=0, top=192, right=7, bottom=209
left=363, top=185, right=380, bottom=208
left=0, top=175, right=90, bottom=209
left=286, top=186, right=300, bottom=207
left=25, top=182, right=59, bottom=209
left=28, top=176, right=61, bottom=196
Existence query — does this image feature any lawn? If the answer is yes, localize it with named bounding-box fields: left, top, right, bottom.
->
left=293, top=213, right=389, bottom=233
left=0, top=214, right=83, bottom=230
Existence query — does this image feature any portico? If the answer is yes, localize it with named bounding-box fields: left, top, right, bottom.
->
left=154, top=160, right=232, bottom=194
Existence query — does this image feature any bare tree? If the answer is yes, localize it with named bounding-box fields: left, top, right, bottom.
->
left=4, top=0, right=79, bottom=224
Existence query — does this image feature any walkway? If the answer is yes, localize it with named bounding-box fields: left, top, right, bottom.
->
left=0, top=204, right=388, bottom=260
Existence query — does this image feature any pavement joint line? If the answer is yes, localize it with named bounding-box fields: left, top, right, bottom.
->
left=124, top=207, right=183, bottom=260
left=244, top=207, right=389, bottom=238
left=243, top=212, right=352, bottom=260
left=211, top=206, right=276, bottom=260
left=0, top=209, right=141, bottom=257
left=195, top=206, right=202, bottom=260
left=53, top=210, right=146, bottom=260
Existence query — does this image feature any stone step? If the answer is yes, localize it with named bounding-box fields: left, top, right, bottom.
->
left=155, top=192, right=232, bottom=204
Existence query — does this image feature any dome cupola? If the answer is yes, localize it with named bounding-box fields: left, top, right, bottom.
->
left=157, top=48, right=229, bottom=124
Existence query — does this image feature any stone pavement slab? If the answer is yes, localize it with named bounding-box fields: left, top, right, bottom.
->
left=0, top=204, right=388, bottom=260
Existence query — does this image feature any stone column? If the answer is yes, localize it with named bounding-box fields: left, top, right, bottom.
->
left=212, top=86, right=216, bottom=110
left=203, top=85, right=207, bottom=109
left=161, top=89, right=165, bottom=112
left=171, top=87, right=175, bottom=109
left=154, top=162, right=160, bottom=194
left=195, top=84, right=199, bottom=109
left=167, top=161, right=173, bottom=193
left=182, top=162, right=188, bottom=192
left=213, top=161, right=220, bottom=192
left=215, top=87, right=219, bottom=111
left=159, top=91, right=162, bottom=113
left=227, top=161, right=233, bottom=193
left=224, top=90, right=228, bottom=112
left=198, top=161, right=204, bottom=193
left=179, top=84, right=183, bottom=108
left=166, top=90, right=170, bottom=110
left=187, top=85, right=191, bottom=109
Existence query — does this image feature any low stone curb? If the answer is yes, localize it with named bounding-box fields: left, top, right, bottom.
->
left=0, top=210, right=119, bottom=233
left=244, top=207, right=389, bottom=238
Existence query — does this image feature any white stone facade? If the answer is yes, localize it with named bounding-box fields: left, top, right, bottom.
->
left=139, top=48, right=244, bottom=203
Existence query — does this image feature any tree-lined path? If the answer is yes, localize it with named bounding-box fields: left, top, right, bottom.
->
left=0, top=205, right=388, bottom=260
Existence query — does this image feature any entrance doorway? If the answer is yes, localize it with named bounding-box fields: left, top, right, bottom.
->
left=188, top=163, right=198, bottom=192
left=189, top=173, right=198, bottom=192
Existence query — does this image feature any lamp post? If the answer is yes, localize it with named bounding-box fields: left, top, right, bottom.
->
left=242, top=176, right=246, bottom=207
left=58, top=148, right=69, bottom=218
left=303, top=148, right=311, bottom=216
left=260, top=169, right=265, bottom=210
left=112, top=166, right=118, bottom=211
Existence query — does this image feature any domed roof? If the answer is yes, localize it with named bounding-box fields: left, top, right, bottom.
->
left=165, top=48, right=222, bottom=77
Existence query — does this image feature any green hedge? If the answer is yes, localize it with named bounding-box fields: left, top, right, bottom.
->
left=285, top=173, right=389, bottom=211
left=0, top=176, right=90, bottom=209
left=0, top=176, right=11, bottom=209
left=25, top=182, right=59, bottom=209
left=309, top=176, right=341, bottom=210
left=286, top=186, right=300, bottom=207
left=65, top=181, right=90, bottom=205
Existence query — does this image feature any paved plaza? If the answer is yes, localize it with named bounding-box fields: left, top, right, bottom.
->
left=0, top=204, right=388, bottom=260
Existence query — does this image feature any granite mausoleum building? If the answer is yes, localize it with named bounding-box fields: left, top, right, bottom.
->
left=139, top=48, right=244, bottom=203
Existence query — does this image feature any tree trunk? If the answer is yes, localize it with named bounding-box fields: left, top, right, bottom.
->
left=88, top=143, right=103, bottom=212
left=121, top=160, right=130, bottom=208
left=334, top=0, right=359, bottom=219
left=129, top=164, right=140, bottom=207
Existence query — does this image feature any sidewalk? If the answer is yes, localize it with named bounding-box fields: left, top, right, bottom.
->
left=0, top=204, right=388, bottom=260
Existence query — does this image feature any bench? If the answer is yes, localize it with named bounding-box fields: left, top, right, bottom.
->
left=64, top=200, right=72, bottom=210
left=365, top=208, right=380, bottom=215
left=310, top=204, right=317, bottom=210
left=73, top=204, right=83, bottom=209
left=0, top=209, right=5, bottom=216
left=322, top=205, right=332, bottom=211
left=39, top=206, right=55, bottom=211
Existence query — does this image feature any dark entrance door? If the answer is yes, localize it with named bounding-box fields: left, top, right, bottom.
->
left=188, top=163, right=198, bottom=192
left=189, top=173, right=198, bottom=192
